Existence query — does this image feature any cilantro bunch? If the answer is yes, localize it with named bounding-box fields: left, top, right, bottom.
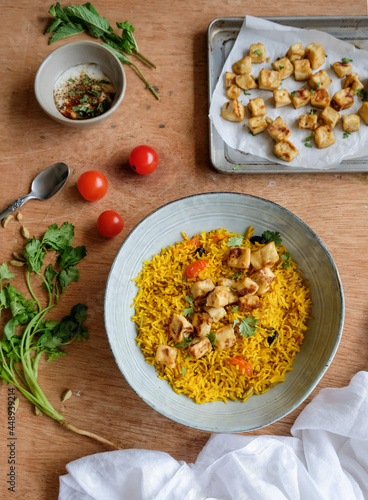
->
left=44, top=3, right=159, bottom=99
left=0, top=222, right=120, bottom=449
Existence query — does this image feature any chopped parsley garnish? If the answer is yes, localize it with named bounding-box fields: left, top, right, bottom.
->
left=232, top=272, right=242, bottom=279
left=183, top=296, right=194, bottom=317
left=316, top=82, right=321, bottom=90
left=233, top=164, right=242, bottom=171
left=310, top=109, right=317, bottom=115
left=79, top=94, right=89, bottom=104
left=304, top=132, right=315, bottom=148
left=249, top=130, right=255, bottom=136
left=342, top=57, right=353, bottom=63
left=253, top=49, right=263, bottom=57
left=244, top=91, right=251, bottom=95
left=68, top=78, right=75, bottom=83
left=291, top=90, right=297, bottom=97
left=227, top=235, right=244, bottom=247
left=281, top=252, right=291, bottom=268
left=279, top=65, right=284, bottom=70
left=231, top=305, right=240, bottom=312
left=355, top=88, right=368, bottom=101
left=181, top=367, right=186, bottom=377
left=238, top=317, right=258, bottom=338
left=343, top=131, right=351, bottom=139
left=309, top=89, right=314, bottom=95
left=262, top=230, right=282, bottom=246
left=82, top=73, right=91, bottom=84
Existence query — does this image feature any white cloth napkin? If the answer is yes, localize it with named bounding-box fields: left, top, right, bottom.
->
left=209, top=16, right=368, bottom=170
left=59, top=371, right=368, bottom=500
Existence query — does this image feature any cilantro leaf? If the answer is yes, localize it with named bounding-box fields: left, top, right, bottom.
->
left=183, top=295, right=194, bottom=317
left=238, top=317, right=258, bottom=338
left=0, top=263, right=15, bottom=281
left=175, top=337, right=192, bottom=349
left=227, top=235, right=244, bottom=247
left=253, top=49, right=263, bottom=57
left=42, top=222, right=75, bottom=251
left=232, top=272, right=242, bottom=279
left=262, top=231, right=282, bottom=246
left=23, top=238, right=46, bottom=273
left=56, top=246, right=87, bottom=269
left=58, top=266, right=80, bottom=293
left=281, top=252, right=291, bottom=268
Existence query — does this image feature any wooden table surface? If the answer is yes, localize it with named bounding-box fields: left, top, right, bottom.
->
left=1, top=1, right=368, bottom=498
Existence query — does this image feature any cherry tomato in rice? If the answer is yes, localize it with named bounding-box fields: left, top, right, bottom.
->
left=185, top=260, right=209, bottom=279
left=228, top=357, right=253, bottom=377
left=97, top=210, right=124, bottom=237
left=129, top=145, right=159, bottom=175
left=77, top=170, right=108, bottom=201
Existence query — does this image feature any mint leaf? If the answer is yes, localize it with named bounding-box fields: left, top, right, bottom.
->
left=48, top=22, right=85, bottom=44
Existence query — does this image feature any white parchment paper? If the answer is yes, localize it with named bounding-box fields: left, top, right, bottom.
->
left=209, top=16, right=368, bottom=170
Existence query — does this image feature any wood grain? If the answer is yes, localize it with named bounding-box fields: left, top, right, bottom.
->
left=1, top=1, right=368, bottom=498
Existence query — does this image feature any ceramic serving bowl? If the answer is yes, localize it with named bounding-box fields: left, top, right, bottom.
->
left=104, top=193, right=344, bottom=433
left=34, top=40, right=126, bottom=127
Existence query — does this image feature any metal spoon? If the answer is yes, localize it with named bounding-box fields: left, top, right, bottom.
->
left=0, top=162, right=70, bottom=221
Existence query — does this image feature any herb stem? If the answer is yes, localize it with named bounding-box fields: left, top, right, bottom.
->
left=133, top=51, right=156, bottom=69
left=130, top=62, right=159, bottom=100
left=61, top=421, right=123, bottom=449
left=26, top=271, right=42, bottom=312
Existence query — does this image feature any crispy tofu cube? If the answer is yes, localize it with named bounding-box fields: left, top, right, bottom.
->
left=272, top=57, right=294, bottom=79
left=267, top=116, right=291, bottom=142
left=314, top=125, right=335, bottom=149
left=235, top=74, right=258, bottom=90
left=217, top=277, right=236, bottom=287
left=305, top=43, right=325, bottom=70
left=169, top=314, right=194, bottom=343
left=258, top=69, right=281, bottom=91
left=310, top=88, right=330, bottom=109
left=341, top=114, right=360, bottom=133
left=274, top=140, right=299, bottom=162
left=273, top=89, right=292, bottom=108
left=225, top=71, right=236, bottom=88
left=249, top=43, right=266, bottom=63
left=298, top=113, right=318, bottom=130
left=331, top=88, right=355, bottom=111
left=227, top=246, right=251, bottom=269
left=308, top=70, right=332, bottom=90
left=190, top=278, right=215, bottom=299
left=155, top=345, right=178, bottom=369
left=239, top=294, right=260, bottom=311
left=248, top=97, right=267, bottom=117
left=319, top=106, right=340, bottom=129
left=232, top=56, right=252, bottom=75
left=344, top=72, right=364, bottom=92
left=248, top=116, right=268, bottom=135
left=332, top=61, right=353, bottom=78
left=293, top=59, right=313, bottom=81
left=203, top=306, right=226, bottom=322
left=192, top=312, right=213, bottom=338
left=215, top=325, right=237, bottom=350
left=358, top=102, right=368, bottom=125
left=226, top=84, right=241, bottom=100
left=286, top=43, right=305, bottom=60
left=250, top=241, right=279, bottom=270
left=189, top=337, right=212, bottom=359
left=220, top=99, right=245, bottom=122
left=234, top=277, right=259, bottom=297
left=206, top=286, right=238, bottom=308
left=251, top=267, right=276, bottom=294
left=291, top=88, right=311, bottom=109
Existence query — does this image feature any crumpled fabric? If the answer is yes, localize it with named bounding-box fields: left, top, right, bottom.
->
left=59, top=371, right=368, bottom=500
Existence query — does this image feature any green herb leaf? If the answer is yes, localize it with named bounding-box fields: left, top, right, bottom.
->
left=207, top=331, right=216, bottom=348
left=262, top=231, right=282, bottom=246
left=43, top=222, right=75, bottom=252
left=48, top=22, right=85, bottom=44
left=343, top=131, right=351, bottom=139
left=305, top=142, right=312, bottom=148
left=233, top=164, right=242, bottom=171
left=227, top=235, right=244, bottom=247
left=56, top=246, right=87, bottom=269
left=281, top=252, right=291, bottom=268
left=175, top=337, right=192, bottom=349
left=243, top=91, right=251, bottom=95
left=310, top=109, right=317, bottom=115
left=231, top=305, right=239, bottom=312
left=63, top=4, right=111, bottom=38
left=0, top=263, right=14, bottom=282
left=58, top=266, right=80, bottom=293
left=279, top=65, right=284, bottom=70
left=342, top=57, right=353, bottom=63
left=238, top=317, right=258, bottom=338
left=183, top=296, right=194, bottom=317
left=253, top=49, right=263, bottom=57
left=291, top=91, right=297, bottom=97
left=248, top=130, right=255, bottom=136
left=232, top=272, right=242, bottom=279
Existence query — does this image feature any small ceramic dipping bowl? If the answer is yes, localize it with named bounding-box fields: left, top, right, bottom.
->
left=34, top=40, right=126, bottom=127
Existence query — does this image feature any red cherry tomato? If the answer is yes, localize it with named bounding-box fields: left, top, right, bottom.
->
left=97, top=210, right=124, bottom=237
left=77, top=171, right=108, bottom=201
left=129, top=145, right=159, bottom=175
left=185, top=260, right=209, bottom=279
left=228, top=357, right=253, bottom=377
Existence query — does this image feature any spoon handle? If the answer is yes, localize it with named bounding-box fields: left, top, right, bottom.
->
left=0, top=194, right=33, bottom=221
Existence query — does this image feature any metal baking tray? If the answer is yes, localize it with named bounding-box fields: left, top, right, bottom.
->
left=208, top=16, right=368, bottom=173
